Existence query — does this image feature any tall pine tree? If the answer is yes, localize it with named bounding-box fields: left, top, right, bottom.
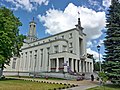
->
left=104, top=0, right=120, bottom=84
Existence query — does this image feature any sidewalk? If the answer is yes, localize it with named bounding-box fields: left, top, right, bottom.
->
left=7, top=77, right=99, bottom=90
left=63, top=80, right=99, bottom=90
left=63, top=84, right=98, bottom=90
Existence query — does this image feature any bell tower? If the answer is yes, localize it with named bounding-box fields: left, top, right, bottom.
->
left=27, top=17, right=37, bottom=43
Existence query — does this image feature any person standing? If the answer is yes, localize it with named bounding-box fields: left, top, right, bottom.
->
left=91, top=74, right=94, bottom=81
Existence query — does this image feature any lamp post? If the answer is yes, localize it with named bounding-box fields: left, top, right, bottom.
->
left=97, top=45, right=101, bottom=72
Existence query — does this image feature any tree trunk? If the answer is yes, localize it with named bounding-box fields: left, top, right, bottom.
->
left=0, top=64, right=4, bottom=77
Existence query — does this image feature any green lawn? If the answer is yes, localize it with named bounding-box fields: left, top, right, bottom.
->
left=0, top=79, right=69, bottom=90
left=87, top=84, right=120, bottom=90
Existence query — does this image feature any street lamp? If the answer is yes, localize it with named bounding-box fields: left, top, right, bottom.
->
left=97, top=45, right=101, bottom=72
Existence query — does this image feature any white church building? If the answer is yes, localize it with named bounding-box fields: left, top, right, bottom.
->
left=4, top=17, right=93, bottom=76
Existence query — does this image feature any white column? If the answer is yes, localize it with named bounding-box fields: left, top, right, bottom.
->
left=29, top=52, right=32, bottom=72
left=27, top=52, right=29, bottom=71
left=27, top=51, right=30, bottom=71
left=19, top=54, right=22, bottom=71
left=79, top=60, right=81, bottom=72
left=36, top=50, right=39, bottom=71
left=75, top=59, right=78, bottom=72
left=23, top=53, right=25, bottom=71
left=67, top=58, right=69, bottom=68
left=91, top=62, right=94, bottom=73
left=56, top=58, right=59, bottom=72
left=24, top=53, right=27, bottom=70
left=37, top=49, right=40, bottom=72
left=64, top=57, right=68, bottom=72
left=16, top=57, right=20, bottom=71
left=83, top=61, right=85, bottom=72
left=71, top=58, right=74, bottom=71
left=86, top=61, right=88, bottom=72
left=90, top=62, right=93, bottom=72
left=32, top=52, right=34, bottom=71
left=88, top=62, right=92, bottom=72
left=39, top=50, right=41, bottom=71
left=88, top=62, right=90, bottom=72
left=48, top=59, right=51, bottom=72
left=87, top=62, right=88, bottom=72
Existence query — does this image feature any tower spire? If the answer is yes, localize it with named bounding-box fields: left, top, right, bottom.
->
left=75, top=11, right=84, bottom=33
left=78, top=11, right=81, bottom=26
left=33, top=17, right=34, bottom=21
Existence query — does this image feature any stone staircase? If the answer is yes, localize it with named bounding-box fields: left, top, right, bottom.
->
left=36, top=72, right=98, bottom=80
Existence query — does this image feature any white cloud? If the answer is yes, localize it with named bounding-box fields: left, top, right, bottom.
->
left=87, top=41, right=93, bottom=48
left=87, top=48, right=102, bottom=61
left=5, top=0, right=49, bottom=11
left=102, top=0, right=111, bottom=8
left=38, top=3, right=106, bottom=41
left=88, top=0, right=100, bottom=6
left=88, top=0, right=104, bottom=11
left=102, top=0, right=120, bottom=8
left=99, top=39, right=104, bottom=45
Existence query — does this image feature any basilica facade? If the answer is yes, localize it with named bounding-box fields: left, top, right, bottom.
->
left=4, top=18, right=93, bottom=76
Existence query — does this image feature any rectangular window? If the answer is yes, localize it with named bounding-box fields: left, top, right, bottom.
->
left=69, top=33, right=72, bottom=39
left=12, top=58, right=16, bottom=69
left=55, top=37, right=57, bottom=40
left=54, top=45, right=58, bottom=53
left=41, top=49, right=43, bottom=53
left=40, top=49, right=43, bottom=67
left=49, top=39, right=51, bottom=41
left=47, top=47, right=50, bottom=54
left=61, top=35, right=64, bottom=39
left=63, top=45, right=67, bottom=52
left=35, top=50, right=37, bottom=53
left=70, top=50, right=73, bottom=53
left=69, top=42, right=72, bottom=48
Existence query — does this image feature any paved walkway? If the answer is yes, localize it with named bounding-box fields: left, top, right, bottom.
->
left=7, top=77, right=99, bottom=90
left=62, top=80, right=99, bottom=90
left=63, top=84, right=98, bottom=90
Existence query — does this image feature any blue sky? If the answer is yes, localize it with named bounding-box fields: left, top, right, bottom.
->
left=0, top=0, right=112, bottom=61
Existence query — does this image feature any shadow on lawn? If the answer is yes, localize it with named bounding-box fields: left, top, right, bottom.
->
left=105, top=84, right=120, bottom=88
left=0, top=77, right=19, bottom=81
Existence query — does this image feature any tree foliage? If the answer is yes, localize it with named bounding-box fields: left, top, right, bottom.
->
left=98, top=72, right=108, bottom=84
left=104, top=0, right=120, bottom=84
left=0, top=7, right=25, bottom=69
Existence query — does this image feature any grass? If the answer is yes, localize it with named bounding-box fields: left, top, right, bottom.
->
left=0, top=79, right=69, bottom=90
left=87, top=84, right=120, bottom=90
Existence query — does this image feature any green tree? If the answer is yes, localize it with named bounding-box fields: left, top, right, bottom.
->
left=94, top=62, right=100, bottom=71
left=98, top=72, right=108, bottom=84
left=0, top=7, right=25, bottom=77
left=98, top=72, right=108, bottom=90
left=104, top=0, right=120, bottom=84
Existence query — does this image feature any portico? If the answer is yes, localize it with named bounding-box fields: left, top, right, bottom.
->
left=49, top=55, right=93, bottom=73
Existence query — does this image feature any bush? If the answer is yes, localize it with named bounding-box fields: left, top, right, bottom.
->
left=0, top=75, right=5, bottom=80
left=96, top=77, right=99, bottom=81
